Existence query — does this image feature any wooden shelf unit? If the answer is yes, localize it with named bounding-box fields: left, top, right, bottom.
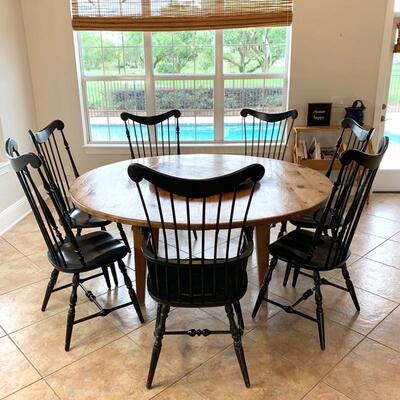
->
left=292, top=125, right=342, bottom=171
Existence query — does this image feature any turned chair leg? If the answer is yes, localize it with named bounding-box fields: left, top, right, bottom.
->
left=117, top=222, right=131, bottom=254
left=282, top=263, right=292, bottom=286
left=65, top=273, right=79, bottom=352
left=110, top=264, right=119, bottom=286
left=292, top=266, right=300, bottom=287
left=117, top=260, right=144, bottom=323
left=147, top=304, right=169, bottom=389
left=226, top=304, right=250, bottom=388
left=233, top=301, right=245, bottom=331
left=277, top=221, right=287, bottom=238
left=313, top=271, right=325, bottom=350
left=252, top=256, right=278, bottom=318
left=101, top=266, right=111, bottom=289
left=76, top=227, right=82, bottom=236
left=342, top=264, right=360, bottom=311
left=41, top=269, right=59, bottom=311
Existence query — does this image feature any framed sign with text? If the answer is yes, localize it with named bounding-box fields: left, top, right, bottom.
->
left=307, top=103, right=332, bottom=126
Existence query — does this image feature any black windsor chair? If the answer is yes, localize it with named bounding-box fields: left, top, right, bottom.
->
left=240, top=108, right=298, bottom=159
left=252, top=137, right=389, bottom=350
left=29, top=120, right=131, bottom=288
left=282, top=118, right=374, bottom=287
left=128, top=161, right=265, bottom=389
left=5, top=138, right=144, bottom=352
left=120, top=109, right=181, bottom=159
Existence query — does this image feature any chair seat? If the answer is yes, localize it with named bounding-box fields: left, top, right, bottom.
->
left=290, top=208, right=341, bottom=230
left=269, top=229, right=349, bottom=271
left=48, top=231, right=128, bottom=273
left=69, top=208, right=112, bottom=229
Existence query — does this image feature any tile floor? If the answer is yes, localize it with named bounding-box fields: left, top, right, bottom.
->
left=1, top=193, right=400, bottom=399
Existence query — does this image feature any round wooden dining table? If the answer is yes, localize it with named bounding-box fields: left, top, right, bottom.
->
left=70, top=154, right=332, bottom=304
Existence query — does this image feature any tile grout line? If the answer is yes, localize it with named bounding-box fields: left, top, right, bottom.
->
left=299, top=334, right=371, bottom=400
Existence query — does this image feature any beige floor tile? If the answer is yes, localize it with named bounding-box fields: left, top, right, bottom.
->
left=346, top=252, right=362, bottom=266
left=357, top=214, right=400, bottom=239
left=2, top=213, right=40, bottom=236
left=0, top=280, right=70, bottom=334
left=46, top=337, right=179, bottom=400
left=2, top=230, right=47, bottom=257
left=0, top=326, right=5, bottom=337
left=368, top=306, right=400, bottom=352
left=4, top=380, right=58, bottom=400
left=0, top=237, right=25, bottom=264
left=388, top=230, right=400, bottom=242
left=203, top=282, right=282, bottom=331
left=92, top=286, right=155, bottom=334
left=129, top=308, right=232, bottom=378
left=324, top=338, right=400, bottom=400
left=247, top=312, right=362, bottom=378
left=0, top=336, right=41, bottom=398
left=298, top=277, right=398, bottom=335
left=152, top=382, right=206, bottom=400
left=26, top=253, right=53, bottom=274
left=366, top=239, right=400, bottom=269
left=349, top=232, right=386, bottom=257
left=10, top=303, right=124, bottom=376
left=344, top=257, right=400, bottom=302
left=365, top=201, right=400, bottom=221
left=303, top=382, right=351, bottom=399
left=184, top=335, right=319, bottom=400
left=0, top=257, right=47, bottom=295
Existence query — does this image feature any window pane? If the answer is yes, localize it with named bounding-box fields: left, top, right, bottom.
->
left=86, top=80, right=146, bottom=142
left=81, top=31, right=144, bottom=76
left=152, top=31, right=215, bottom=74
left=155, top=80, right=214, bottom=141
left=223, top=27, right=287, bottom=73
left=224, top=78, right=284, bottom=140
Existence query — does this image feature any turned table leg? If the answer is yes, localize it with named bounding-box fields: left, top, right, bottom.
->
left=255, top=224, right=270, bottom=288
left=132, top=226, right=159, bottom=305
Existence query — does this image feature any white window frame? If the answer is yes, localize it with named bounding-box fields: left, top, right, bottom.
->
left=76, top=28, right=291, bottom=150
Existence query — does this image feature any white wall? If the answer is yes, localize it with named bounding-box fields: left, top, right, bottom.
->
left=289, top=0, right=388, bottom=129
left=0, top=0, right=37, bottom=215
left=19, top=0, right=389, bottom=171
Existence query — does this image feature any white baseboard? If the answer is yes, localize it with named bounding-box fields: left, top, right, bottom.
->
left=0, top=196, right=32, bottom=236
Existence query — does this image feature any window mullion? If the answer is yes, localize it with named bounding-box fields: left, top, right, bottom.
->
left=283, top=27, right=292, bottom=110
left=214, top=30, right=224, bottom=143
left=144, top=32, right=156, bottom=115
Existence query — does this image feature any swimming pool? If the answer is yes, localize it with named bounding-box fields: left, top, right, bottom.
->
left=384, top=129, right=400, bottom=144
left=90, top=123, right=400, bottom=144
left=90, top=123, right=276, bottom=142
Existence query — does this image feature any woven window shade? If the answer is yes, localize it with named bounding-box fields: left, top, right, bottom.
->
left=71, top=0, right=293, bottom=31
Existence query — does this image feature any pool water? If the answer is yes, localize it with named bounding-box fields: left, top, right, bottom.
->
left=91, top=123, right=280, bottom=142
left=91, top=123, right=400, bottom=144
left=384, top=129, right=400, bottom=144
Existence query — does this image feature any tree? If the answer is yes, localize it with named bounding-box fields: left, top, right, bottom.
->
left=152, top=31, right=214, bottom=74
left=223, top=28, right=286, bottom=73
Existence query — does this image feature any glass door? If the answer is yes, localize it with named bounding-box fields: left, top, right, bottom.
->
left=374, top=15, right=400, bottom=191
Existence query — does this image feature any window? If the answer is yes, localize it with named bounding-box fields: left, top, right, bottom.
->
left=78, top=28, right=290, bottom=144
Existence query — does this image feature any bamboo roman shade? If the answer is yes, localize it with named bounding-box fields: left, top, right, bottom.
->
left=71, top=0, right=293, bottom=31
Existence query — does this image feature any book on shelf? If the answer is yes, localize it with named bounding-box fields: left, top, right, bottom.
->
left=299, top=139, right=307, bottom=159
left=298, top=137, right=337, bottom=161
